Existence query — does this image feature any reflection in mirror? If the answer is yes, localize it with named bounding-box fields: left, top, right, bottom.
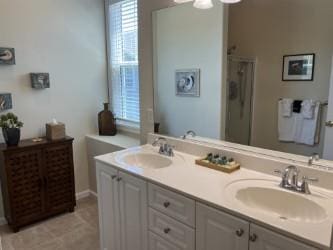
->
left=153, top=0, right=333, bottom=161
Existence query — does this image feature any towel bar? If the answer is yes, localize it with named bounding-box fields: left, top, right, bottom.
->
left=278, top=98, right=328, bottom=107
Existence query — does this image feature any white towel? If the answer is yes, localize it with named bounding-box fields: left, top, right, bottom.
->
left=278, top=101, right=297, bottom=142
left=301, top=99, right=316, bottom=119
left=280, top=98, right=293, bottom=117
left=294, top=102, right=321, bottom=146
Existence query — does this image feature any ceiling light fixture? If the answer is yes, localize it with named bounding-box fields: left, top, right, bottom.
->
left=175, top=0, right=241, bottom=10
left=193, top=0, right=213, bottom=9
left=220, top=0, right=241, bottom=3
left=174, top=0, right=193, bottom=3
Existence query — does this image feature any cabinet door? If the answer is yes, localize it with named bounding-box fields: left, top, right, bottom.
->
left=249, top=224, right=318, bottom=250
left=6, top=149, right=45, bottom=223
left=44, top=143, right=75, bottom=212
left=196, top=203, right=249, bottom=250
left=96, top=162, right=121, bottom=250
left=118, top=171, right=148, bottom=250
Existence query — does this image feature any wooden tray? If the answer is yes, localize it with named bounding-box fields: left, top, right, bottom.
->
left=195, top=159, right=240, bottom=174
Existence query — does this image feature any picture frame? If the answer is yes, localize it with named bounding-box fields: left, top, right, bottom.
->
left=30, top=73, right=50, bottom=89
left=0, top=48, right=15, bottom=65
left=175, top=69, right=200, bottom=97
left=282, top=53, right=315, bottom=81
left=0, top=93, right=12, bottom=112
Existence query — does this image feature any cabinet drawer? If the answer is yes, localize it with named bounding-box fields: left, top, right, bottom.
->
left=149, top=231, right=183, bottom=250
left=148, top=183, right=195, bottom=227
left=149, top=208, right=195, bottom=250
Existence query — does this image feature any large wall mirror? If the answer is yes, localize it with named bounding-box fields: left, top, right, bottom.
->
left=153, top=0, right=333, bottom=161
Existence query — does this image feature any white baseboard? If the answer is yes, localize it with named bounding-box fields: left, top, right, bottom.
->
left=76, top=189, right=98, bottom=200
left=89, top=190, right=98, bottom=198
left=75, top=190, right=91, bottom=200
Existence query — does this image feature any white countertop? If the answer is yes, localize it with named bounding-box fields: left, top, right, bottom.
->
left=95, top=144, right=333, bottom=249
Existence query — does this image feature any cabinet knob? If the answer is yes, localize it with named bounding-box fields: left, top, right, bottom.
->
left=163, top=228, right=171, bottom=234
left=235, top=229, right=244, bottom=237
left=163, top=201, right=170, bottom=208
left=249, top=233, right=257, bottom=242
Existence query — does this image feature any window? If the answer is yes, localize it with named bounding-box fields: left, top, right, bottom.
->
left=107, top=0, right=140, bottom=125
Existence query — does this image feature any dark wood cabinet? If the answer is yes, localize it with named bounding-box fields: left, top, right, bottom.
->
left=0, top=137, right=75, bottom=232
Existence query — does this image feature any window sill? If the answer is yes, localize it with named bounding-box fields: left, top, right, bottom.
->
left=116, top=120, right=140, bottom=135
left=85, top=133, right=140, bottom=149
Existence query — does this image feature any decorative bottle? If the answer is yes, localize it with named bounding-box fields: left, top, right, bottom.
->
left=98, top=103, right=117, bottom=136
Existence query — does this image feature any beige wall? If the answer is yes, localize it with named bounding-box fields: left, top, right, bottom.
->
left=228, top=0, right=333, bottom=156
left=153, top=4, right=224, bottom=139
left=0, top=0, right=108, bottom=216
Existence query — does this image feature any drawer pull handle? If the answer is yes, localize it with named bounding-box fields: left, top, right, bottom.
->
left=163, top=228, right=171, bottom=234
left=163, top=201, right=170, bottom=208
left=249, top=233, right=257, bottom=242
left=111, top=175, right=117, bottom=180
left=117, top=177, right=122, bottom=182
left=235, top=229, right=244, bottom=237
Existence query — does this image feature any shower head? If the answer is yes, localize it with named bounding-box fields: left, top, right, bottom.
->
left=227, top=45, right=237, bottom=55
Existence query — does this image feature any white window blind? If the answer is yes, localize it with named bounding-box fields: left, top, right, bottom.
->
left=109, top=0, right=140, bottom=123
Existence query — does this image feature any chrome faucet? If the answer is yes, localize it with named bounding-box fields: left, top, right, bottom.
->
left=182, top=130, right=196, bottom=139
left=152, top=137, right=174, bottom=157
left=308, top=153, right=320, bottom=166
left=274, top=165, right=318, bottom=194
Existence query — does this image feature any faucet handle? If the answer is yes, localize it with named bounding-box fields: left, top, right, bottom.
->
left=299, top=176, right=319, bottom=194
left=302, top=176, right=319, bottom=183
left=166, top=144, right=175, bottom=157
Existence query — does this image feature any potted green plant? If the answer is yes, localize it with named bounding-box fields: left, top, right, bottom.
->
left=0, top=113, right=23, bottom=146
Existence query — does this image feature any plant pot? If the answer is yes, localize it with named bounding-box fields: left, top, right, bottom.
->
left=2, top=128, right=21, bottom=146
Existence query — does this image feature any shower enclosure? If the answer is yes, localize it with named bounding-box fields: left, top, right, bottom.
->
left=226, top=56, right=255, bottom=145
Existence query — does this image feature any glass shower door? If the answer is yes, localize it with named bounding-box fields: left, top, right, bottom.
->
left=226, top=57, right=255, bottom=145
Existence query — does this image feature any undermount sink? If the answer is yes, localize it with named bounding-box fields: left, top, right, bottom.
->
left=120, top=152, right=172, bottom=169
left=225, top=179, right=328, bottom=223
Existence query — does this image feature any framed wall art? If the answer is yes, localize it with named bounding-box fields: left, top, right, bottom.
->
left=30, top=73, right=50, bottom=89
left=282, top=53, right=315, bottom=81
left=175, top=69, right=200, bottom=97
left=0, top=48, right=15, bottom=65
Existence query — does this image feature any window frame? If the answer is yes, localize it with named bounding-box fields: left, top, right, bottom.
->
left=104, top=0, right=140, bottom=132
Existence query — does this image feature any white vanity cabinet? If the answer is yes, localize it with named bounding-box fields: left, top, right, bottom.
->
left=196, top=203, right=318, bottom=250
left=96, top=160, right=320, bottom=250
left=249, top=224, right=318, bottom=250
left=196, top=203, right=249, bottom=250
left=96, top=162, right=148, bottom=250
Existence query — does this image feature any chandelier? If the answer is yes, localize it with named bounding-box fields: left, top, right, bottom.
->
left=174, top=0, right=241, bottom=9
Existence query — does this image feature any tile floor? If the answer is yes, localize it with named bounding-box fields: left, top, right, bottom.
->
left=0, top=196, right=99, bottom=250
